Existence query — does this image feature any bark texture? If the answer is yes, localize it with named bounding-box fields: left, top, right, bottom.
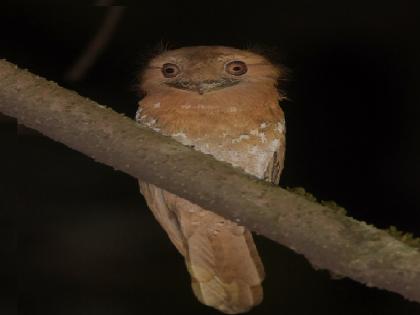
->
left=0, top=59, right=419, bottom=303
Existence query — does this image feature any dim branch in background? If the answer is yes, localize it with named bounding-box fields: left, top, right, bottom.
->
left=0, top=59, right=419, bottom=303
left=64, top=5, right=125, bottom=81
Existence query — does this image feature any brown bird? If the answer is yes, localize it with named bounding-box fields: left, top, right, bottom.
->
left=136, top=46, right=286, bottom=314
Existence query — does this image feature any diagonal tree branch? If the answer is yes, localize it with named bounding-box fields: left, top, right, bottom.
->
left=1, top=59, right=419, bottom=303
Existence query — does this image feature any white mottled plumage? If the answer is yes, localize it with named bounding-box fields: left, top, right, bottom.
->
left=137, top=46, right=286, bottom=313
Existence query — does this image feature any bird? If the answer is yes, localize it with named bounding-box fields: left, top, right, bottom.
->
left=136, top=46, right=286, bottom=314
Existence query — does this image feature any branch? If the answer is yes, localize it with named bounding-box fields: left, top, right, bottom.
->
left=1, top=59, right=419, bottom=303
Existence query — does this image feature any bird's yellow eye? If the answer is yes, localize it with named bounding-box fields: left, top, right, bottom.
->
left=225, top=61, right=248, bottom=76
left=162, top=63, right=180, bottom=78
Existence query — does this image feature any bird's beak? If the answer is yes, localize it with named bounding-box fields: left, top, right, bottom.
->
left=166, top=79, right=240, bottom=94
left=195, top=81, right=226, bottom=95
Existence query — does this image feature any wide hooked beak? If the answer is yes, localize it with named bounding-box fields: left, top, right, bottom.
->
left=165, top=79, right=240, bottom=95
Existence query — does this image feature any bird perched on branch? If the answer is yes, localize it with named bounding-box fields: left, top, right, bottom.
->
left=136, top=46, right=286, bottom=314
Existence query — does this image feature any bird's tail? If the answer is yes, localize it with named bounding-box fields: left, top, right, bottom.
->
left=139, top=182, right=265, bottom=314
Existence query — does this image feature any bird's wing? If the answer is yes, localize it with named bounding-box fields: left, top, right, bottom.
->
left=139, top=182, right=187, bottom=256
left=263, top=137, right=285, bottom=185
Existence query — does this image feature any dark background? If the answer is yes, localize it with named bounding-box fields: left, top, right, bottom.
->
left=1, top=3, right=420, bottom=315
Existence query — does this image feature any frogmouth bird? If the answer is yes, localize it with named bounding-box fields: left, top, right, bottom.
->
left=136, top=46, right=286, bottom=314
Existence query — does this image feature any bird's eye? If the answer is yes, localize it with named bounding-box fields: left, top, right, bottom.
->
left=162, top=63, right=180, bottom=78
left=225, top=61, right=248, bottom=76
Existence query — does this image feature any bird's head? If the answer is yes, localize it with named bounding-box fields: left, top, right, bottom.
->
left=139, top=46, right=283, bottom=96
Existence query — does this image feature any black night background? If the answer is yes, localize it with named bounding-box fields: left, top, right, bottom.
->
left=1, top=2, right=420, bottom=315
